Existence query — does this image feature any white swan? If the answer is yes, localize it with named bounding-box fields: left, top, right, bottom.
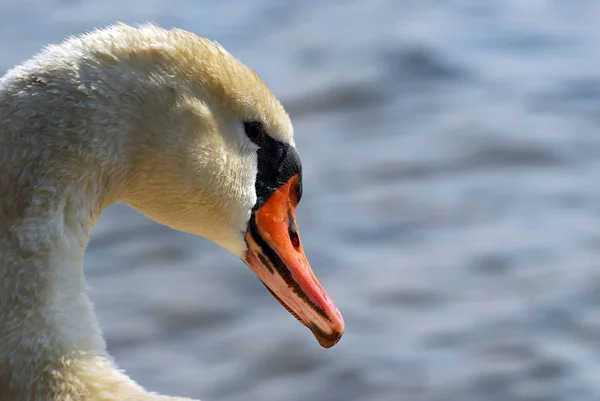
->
left=0, top=23, right=344, bottom=401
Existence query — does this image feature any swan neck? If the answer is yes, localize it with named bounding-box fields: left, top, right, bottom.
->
left=0, top=133, right=194, bottom=400
left=0, top=167, right=132, bottom=397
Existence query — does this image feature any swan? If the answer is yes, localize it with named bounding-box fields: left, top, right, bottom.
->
left=0, top=23, right=344, bottom=400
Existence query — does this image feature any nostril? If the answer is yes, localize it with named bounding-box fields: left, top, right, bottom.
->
left=289, top=229, right=300, bottom=249
left=287, top=209, right=300, bottom=249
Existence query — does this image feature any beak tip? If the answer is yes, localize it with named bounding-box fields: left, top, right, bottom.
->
left=309, top=323, right=344, bottom=348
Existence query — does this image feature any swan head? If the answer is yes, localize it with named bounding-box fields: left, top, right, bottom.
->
left=109, top=25, right=344, bottom=348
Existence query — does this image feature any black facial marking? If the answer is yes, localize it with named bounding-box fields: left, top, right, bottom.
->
left=246, top=123, right=302, bottom=210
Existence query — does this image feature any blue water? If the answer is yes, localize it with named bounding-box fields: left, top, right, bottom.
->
left=2, top=1, right=600, bottom=400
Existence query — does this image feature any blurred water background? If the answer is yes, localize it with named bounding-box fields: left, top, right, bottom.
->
left=3, top=1, right=600, bottom=400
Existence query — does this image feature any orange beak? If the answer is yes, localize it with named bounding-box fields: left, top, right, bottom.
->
left=244, top=174, right=344, bottom=348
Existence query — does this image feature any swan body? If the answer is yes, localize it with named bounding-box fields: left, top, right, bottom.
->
left=0, top=24, right=343, bottom=400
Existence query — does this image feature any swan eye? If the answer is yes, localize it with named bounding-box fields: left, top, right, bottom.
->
left=244, top=121, right=264, bottom=144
